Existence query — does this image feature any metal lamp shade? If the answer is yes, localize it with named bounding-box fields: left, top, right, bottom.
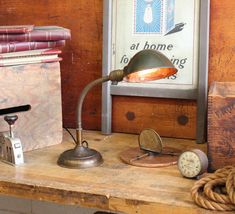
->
left=123, top=49, right=177, bottom=82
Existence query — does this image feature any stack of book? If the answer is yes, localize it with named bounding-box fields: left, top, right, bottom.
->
left=0, top=25, right=71, bottom=66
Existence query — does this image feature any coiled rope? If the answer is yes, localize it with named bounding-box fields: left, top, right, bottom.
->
left=191, top=166, right=235, bottom=211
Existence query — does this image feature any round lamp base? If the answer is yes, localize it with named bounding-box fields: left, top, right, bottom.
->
left=57, top=145, right=103, bottom=169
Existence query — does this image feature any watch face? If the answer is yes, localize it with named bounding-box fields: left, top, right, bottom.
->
left=178, top=151, right=202, bottom=178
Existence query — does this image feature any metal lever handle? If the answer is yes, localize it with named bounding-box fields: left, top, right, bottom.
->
left=4, top=115, right=18, bottom=138
left=4, top=115, right=18, bottom=125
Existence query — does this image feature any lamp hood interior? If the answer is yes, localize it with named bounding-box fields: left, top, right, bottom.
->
left=123, top=49, right=177, bottom=83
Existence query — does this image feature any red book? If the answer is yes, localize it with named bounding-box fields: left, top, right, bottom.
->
left=0, top=26, right=71, bottom=42
left=0, top=40, right=66, bottom=53
left=0, top=25, right=34, bottom=34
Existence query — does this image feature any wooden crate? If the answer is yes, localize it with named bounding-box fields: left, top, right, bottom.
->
left=0, top=62, right=62, bottom=152
left=208, top=82, right=235, bottom=171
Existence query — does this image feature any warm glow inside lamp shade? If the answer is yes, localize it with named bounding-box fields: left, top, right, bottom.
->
left=124, top=67, right=177, bottom=83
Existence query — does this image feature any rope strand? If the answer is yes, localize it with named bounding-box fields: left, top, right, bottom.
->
left=191, top=166, right=235, bottom=211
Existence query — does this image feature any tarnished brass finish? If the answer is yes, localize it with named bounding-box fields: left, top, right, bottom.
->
left=120, top=128, right=181, bottom=168
left=57, top=49, right=177, bottom=169
left=76, top=76, right=110, bottom=142
left=58, top=77, right=108, bottom=169
left=57, top=145, right=103, bottom=169
left=76, top=128, right=82, bottom=146
left=123, top=49, right=177, bottom=82
left=138, top=128, right=163, bottom=154
left=108, top=69, right=124, bottom=82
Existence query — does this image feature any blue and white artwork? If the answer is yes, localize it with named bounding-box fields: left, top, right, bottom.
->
left=112, top=0, right=199, bottom=87
left=134, top=0, right=175, bottom=34
left=165, top=0, right=175, bottom=33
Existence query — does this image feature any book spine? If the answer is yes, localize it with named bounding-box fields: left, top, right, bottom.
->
left=0, top=26, right=34, bottom=34
left=0, top=40, right=65, bottom=53
left=0, top=29, right=26, bottom=34
left=0, top=57, right=62, bottom=67
left=0, top=49, right=62, bottom=59
left=0, top=30, right=71, bottom=42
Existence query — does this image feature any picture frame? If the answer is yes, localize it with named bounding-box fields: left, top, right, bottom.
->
left=102, top=0, right=210, bottom=143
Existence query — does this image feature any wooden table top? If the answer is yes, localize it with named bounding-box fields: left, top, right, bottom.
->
left=0, top=130, right=228, bottom=214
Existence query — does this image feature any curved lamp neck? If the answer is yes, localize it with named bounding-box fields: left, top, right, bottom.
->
left=76, top=69, right=125, bottom=146
left=76, top=76, right=110, bottom=146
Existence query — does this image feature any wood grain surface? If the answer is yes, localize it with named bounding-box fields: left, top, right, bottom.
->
left=0, top=130, right=226, bottom=214
left=207, top=82, right=235, bottom=171
left=0, top=0, right=234, bottom=139
left=209, top=1, right=235, bottom=84
left=0, top=63, right=62, bottom=151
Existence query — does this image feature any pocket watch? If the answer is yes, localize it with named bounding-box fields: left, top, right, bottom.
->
left=177, top=149, right=208, bottom=178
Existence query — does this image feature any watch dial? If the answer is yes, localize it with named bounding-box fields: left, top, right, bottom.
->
left=178, top=151, right=201, bottom=178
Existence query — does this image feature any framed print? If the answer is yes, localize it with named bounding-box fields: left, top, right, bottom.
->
left=102, top=0, right=210, bottom=143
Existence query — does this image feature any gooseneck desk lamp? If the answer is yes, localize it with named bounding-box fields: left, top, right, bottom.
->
left=57, top=49, right=177, bottom=169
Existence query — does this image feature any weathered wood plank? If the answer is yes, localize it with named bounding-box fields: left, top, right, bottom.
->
left=0, top=130, right=225, bottom=213
left=209, top=0, right=235, bottom=84
left=113, top=96, right=197, bottom=139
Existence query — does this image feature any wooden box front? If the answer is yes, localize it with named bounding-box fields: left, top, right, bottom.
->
left=208, top=82, right=235, bottom=171
left=0, top=62, right=63, bottom=151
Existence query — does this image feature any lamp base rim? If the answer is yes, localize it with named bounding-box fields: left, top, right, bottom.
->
left=57, top=146, right=103, bottom=169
